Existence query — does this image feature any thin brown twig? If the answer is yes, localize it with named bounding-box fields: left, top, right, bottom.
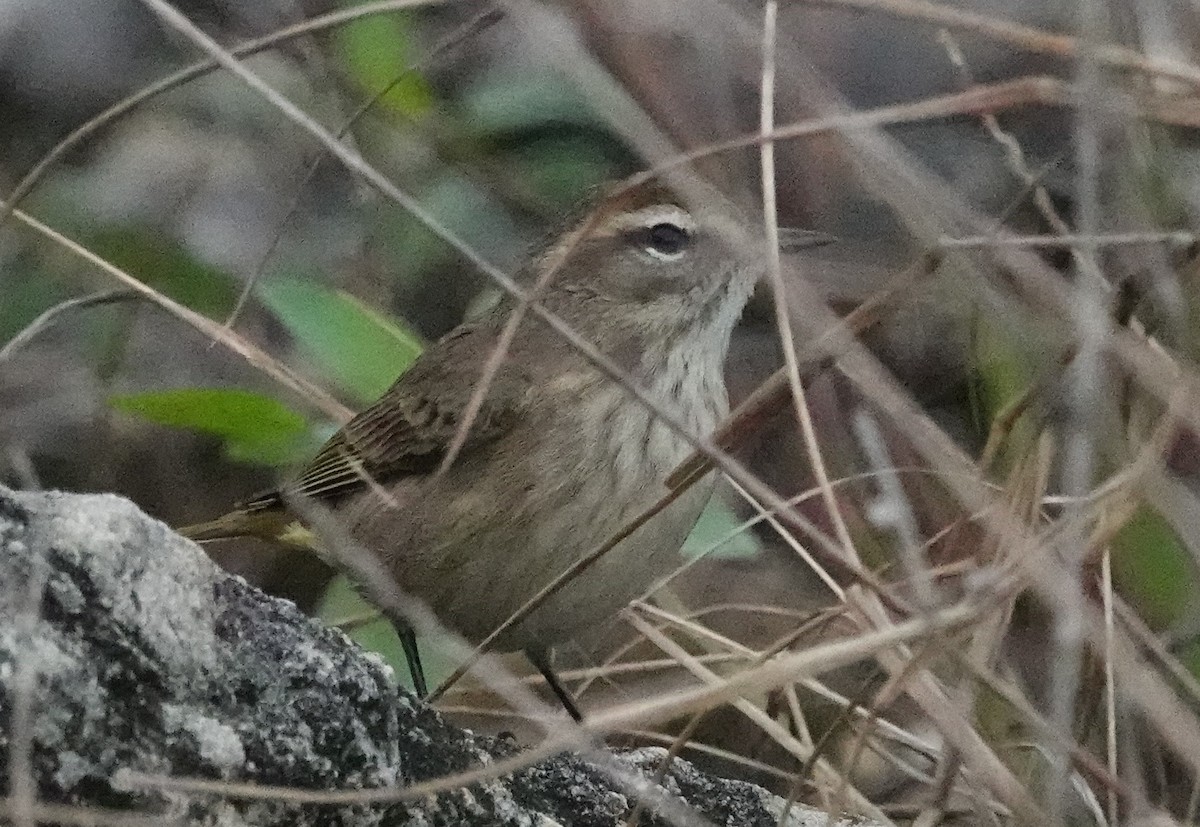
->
left=795, top=0, right=1200, bottom=88
left=759, top=0, right=858, bottom=568
left=224, top=6, right=504, bottom=331
left=1101, top=545, right=1118, bottom=824
left=0, top=800, right=175, bottom=827
left=940, top=231, right=1197, bottom=249
left=667, top=251, right=941, bottom=491
left=624, top=608, right=890, bottom=824
left=5, top=207, right=352, bottom=422
left=0, top=0, right=447, bottom=230
left=0, top=289, right=141, bottom=362
left=125, top=597, right=989, bottom=806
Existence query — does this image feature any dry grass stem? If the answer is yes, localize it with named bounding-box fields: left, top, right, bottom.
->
left=224, top=7, right=504, bottom=331
left=5, top=207, right=352, bottom=421
left=0, top=290, right=141, bottom=362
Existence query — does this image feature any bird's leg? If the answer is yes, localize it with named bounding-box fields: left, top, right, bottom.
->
left=398, top=626, right=428, bottom=698
left=526, top=647, right=583, bottom=722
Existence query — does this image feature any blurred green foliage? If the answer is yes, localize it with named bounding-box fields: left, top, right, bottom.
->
left=1, top=225, right=243, bottom=347
left=88, top=228, right=240, bottom=317
left=260, top=277, right=424, bottom=405
left=335, top=9, right=433, bottom=117
left=681, top=497, right=763, bottom=560
left=110, top=277, right=424, bottom=463
left=970, top=313, right=1038, bottom=470
left=110, top=388, right=315, bottom=465
left=1112, top=506, right=1196, bottom=631
left=317, top=573, right=459, bottom=692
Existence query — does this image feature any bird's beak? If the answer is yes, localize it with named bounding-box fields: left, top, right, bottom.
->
left=778, top=227, right=837, bottom=252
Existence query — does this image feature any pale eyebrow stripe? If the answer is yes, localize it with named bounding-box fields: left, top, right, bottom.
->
left=607, top=204, right=696, bottom=233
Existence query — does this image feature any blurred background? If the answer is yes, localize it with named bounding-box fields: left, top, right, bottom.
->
left=4, top=0, right=1200, bottom=821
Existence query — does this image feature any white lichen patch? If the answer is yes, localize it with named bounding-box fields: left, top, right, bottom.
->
left=162, top=703, right=246, bottom=775
left=26, top=492, right=223, bottom=678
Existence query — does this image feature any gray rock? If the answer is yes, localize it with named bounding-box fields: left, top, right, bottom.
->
left=0, top=486, right=863, bottom=826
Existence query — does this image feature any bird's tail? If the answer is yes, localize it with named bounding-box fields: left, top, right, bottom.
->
left=179, top=492, right=317, bottom=549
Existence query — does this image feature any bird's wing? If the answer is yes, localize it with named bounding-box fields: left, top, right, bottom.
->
left=243, top=322, right=530, bottom=511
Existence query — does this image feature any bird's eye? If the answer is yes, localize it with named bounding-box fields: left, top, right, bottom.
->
left=640, top=222, right=691, bottom=260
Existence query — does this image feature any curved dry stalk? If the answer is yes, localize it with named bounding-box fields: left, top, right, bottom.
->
left=126, top=595, right=993, bottom=807
left=627, top=602, right=946, bottom=798
left=1100, top=547, right=1118, bottom=823
left=797, top=0, right=1200, bottom=88
left=624, top=608, right=893, bottom=825
left=225, top=6, right=505, bottom=331
left=6, top=208, right=352, bottom=422
left=0, top=290, right=141, bottom=362
left=0, top=0, right=447, bottom=229
left=759, top=0, right=858, bottom=576
left=0, top=799, right=176, bottom=827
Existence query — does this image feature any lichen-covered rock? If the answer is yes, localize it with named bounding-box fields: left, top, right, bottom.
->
left=0, top=486, right=863, bottom=826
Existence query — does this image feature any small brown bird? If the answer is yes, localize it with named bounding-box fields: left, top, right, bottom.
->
left=182, top=177, right=830, bottom=719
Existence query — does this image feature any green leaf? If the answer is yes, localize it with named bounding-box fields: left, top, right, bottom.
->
left=463, top=68, right=600, bottom=134
left=508, top=137, right=619, bottom=207
left=86, top=227, right=239, bottom=316
left=970, top=313, right=1039, bottom=469
left=110, top=388, right=312, bottom=466
left=1112, top=506, right=1197, bottom=630
left=258, top=279, right=424, bottom=405
left=316, top=574, right=458, bottom=692
left=335, top=10, right=432, bottom=117
left=376, top=175, right=522, bottom=287
left=681, top=497, right=763, bottom=560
